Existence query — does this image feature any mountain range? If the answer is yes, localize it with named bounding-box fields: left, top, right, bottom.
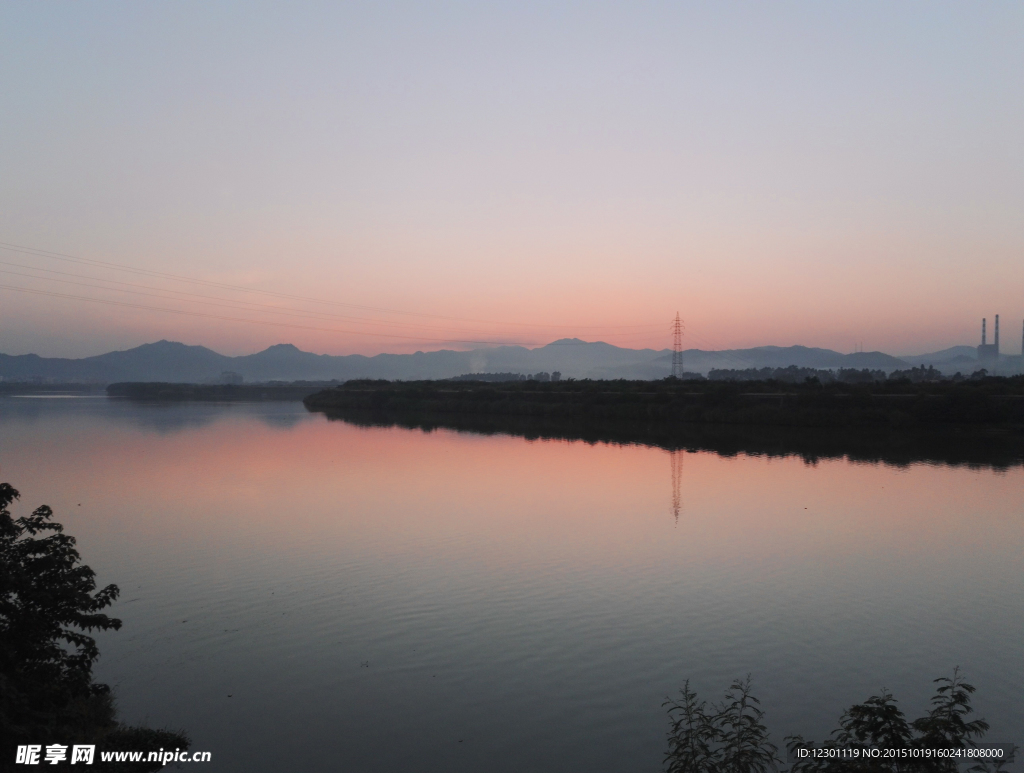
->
left=1, top=338, right=1003, bottom=384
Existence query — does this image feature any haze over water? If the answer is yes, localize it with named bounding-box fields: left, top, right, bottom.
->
left=1, top=396, right=1021, bottom=772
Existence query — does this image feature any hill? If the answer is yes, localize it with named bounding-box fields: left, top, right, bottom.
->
left=0, top=339, right=926, bottom=384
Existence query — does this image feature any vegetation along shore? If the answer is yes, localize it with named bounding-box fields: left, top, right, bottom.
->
left=303, top=375, right=1024, bottom=432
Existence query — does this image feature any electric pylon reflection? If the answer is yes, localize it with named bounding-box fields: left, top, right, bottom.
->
left=669, top=448, right=683, bottom=522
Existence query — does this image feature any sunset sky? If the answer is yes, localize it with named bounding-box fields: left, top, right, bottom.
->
left=1, top=2, right=1021, bottom=358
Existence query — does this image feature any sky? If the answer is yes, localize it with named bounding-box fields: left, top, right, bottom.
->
left=1, top=1, right=1022, bottom=359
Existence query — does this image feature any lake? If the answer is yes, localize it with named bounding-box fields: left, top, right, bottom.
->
left=1, top=397, right=1021, bottom=772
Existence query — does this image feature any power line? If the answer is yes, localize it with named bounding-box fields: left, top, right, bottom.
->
left=0, top=283, right=547, bottom=345
left=0, top=263, right=649, bottom=340
left=0, top=241, right=665, bottom=332
left=0, top=264, right=667, bottom=344
left=680, top=324, right=759, bottom=370
left=0, top=241, right=770, bottom=357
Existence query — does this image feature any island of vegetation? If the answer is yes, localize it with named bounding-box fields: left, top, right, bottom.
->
left=303, top=374, right=1024, bottom=431
left=302, top=374, right=1024, bottom=470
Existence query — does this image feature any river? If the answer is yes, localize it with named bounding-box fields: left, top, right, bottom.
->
left=1, top=397, right=1020, bottom=772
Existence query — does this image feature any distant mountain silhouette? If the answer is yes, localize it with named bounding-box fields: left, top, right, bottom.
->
left=898, top=345, right=980, bottom=372
left=0, top=340, right=232, bottom=383
left=0, top=339, right=930, bottom=384
left=901, top=345, right=978, bottom=361
left=91, top=341, right=232, bottom=380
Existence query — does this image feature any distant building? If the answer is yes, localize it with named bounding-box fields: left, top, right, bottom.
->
left=219, top=371, right=244, bottom=385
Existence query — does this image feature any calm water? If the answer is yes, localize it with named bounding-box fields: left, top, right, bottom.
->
left=1, top=397, right=1022, bottom=772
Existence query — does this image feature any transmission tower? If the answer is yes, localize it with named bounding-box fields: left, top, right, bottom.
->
left=671, top=312, right=684, bottom=379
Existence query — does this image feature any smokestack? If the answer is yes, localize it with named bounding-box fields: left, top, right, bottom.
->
left=995, top=314, right=1000, bottom=353
left=982, top=318, right=987, bottom=345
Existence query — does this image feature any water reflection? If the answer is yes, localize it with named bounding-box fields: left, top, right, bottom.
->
left=669, top=449, right=683, bottom=522
left=0, top=399, right=1020, bottom=773
left=0, top=395, right=315, bottom=435
left=310, top=406, right=1024, bottom=470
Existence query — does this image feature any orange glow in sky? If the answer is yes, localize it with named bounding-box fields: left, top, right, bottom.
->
left=1, top=3, right=1022, bottom=358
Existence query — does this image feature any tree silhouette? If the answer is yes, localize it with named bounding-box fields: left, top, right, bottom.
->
left=1, top=482, right=188, bottom=771
left=664, top=676, right=780, bottom=773
left=0, top=482, right=121, bottom=730
left=667, top=673, right=1013, bottom=773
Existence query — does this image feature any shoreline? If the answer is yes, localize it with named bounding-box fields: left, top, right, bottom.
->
left=303, top=377, right=1024, bottom=432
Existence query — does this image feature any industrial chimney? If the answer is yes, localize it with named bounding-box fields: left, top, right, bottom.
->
left=978, top=317, right=999, bottom=368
